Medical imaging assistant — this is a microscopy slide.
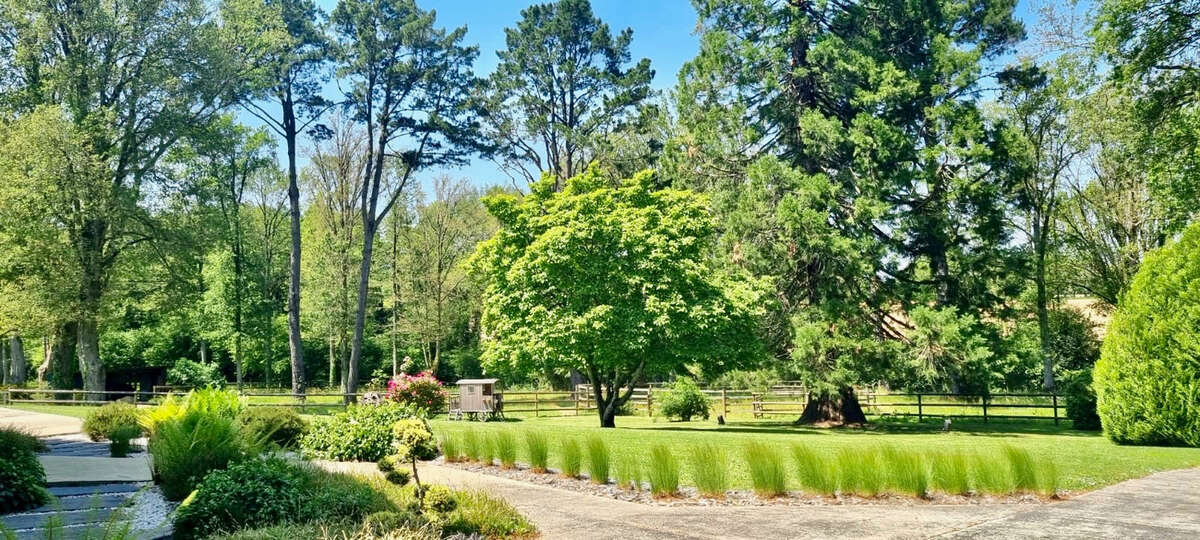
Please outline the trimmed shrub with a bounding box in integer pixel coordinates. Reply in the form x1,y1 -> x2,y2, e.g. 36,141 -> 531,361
646,444 -> 679,497
83,401 -> 143,441
1095,224 -> 1200,446
744,442 -> 787,497
1062,368 -> 1101,431
386,372 -> 449,414
559,439 -> 581,478
167,358 -> 225,388
584,436 -> 610,483
658,377 -> 711,422
109,425 -> 141,457
299,403 -> 418,462
237,407 -> 308,448
524,431 -> 549,473
0,429 -> 48,512
689,444 -> 728,497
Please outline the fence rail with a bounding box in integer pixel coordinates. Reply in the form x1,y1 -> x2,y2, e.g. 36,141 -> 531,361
1,385 -> 1063,424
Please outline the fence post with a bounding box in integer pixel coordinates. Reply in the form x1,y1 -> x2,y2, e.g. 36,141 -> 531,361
646,387 -> 653,418
1052,394 -> 1059,425
534,391 -> 540,418
917,393 -> 923,422
751,392 -> 760,419
721,389 -> 728,418
982,394 -> 989,423
574,389 -> 580,416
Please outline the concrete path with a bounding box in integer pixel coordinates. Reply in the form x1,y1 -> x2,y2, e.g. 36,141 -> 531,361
0,406 -> 83,436
324,461 -> 1200,539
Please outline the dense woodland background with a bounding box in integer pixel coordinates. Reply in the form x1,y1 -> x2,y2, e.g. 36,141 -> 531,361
0,0 -> 1195,409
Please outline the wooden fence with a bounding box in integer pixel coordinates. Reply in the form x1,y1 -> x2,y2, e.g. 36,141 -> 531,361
2,385 -> 1062,423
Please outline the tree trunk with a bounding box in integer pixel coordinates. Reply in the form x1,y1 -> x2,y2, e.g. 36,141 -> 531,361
1035,232 -> 1054,391
796,387 -> 867,425
1,341 -> 7,385
328,335 -> 336,388
8,335 -> 27,385
199,339 -> 209,365
77,319 -> 105,396
346,221 -> 376,404
46,323 -> 78,389
284,97 -> 306,398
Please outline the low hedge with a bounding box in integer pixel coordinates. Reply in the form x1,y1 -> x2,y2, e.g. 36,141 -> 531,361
299,403 -> 419,462
0,428 -> 48,512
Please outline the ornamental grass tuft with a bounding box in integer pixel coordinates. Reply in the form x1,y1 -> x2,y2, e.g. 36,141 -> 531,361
493,432 -> 518,469
744,442 -> 787,497
790,444 -> 835,495
585,436 -> 610,483
689,443 -> 728,497
524,431 -> 549,473
613,453 -> 640,490
930,451 -> 971,495
560,439 -> 582,478
462,429 -> 481,462
881,446 -> 929,498
646,444 -> 679,497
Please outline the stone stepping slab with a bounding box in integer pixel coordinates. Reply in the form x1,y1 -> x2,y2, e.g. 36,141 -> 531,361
48,483 -> 142,497
1,496 -> 130,531
41,438 -> 144,458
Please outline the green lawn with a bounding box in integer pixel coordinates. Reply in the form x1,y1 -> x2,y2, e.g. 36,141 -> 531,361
431,415 -> 1200,493
4,403 -> 97,419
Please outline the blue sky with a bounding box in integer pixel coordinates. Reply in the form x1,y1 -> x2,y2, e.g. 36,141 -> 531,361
278,0 -> 1056,195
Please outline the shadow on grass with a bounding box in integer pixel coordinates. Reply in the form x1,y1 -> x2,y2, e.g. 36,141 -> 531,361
623,418 -> 1102,439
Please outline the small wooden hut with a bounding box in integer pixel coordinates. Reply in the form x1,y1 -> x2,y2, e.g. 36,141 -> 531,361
450,378 -> 503,420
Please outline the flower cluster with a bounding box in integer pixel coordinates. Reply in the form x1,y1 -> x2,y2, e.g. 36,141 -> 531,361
385,371 -> 448,413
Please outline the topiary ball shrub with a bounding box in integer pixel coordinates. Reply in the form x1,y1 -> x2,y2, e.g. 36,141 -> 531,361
237,407 -> 308,448
659,377 -> 711,422
299,403 -> 418,462
1094,224 -> 1200,446
83,401 -> 143,441
0,430 -> 48,512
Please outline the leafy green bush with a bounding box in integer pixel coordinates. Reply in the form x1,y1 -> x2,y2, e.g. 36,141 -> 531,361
1095,224 -> 1200,447
744,442 -> 786,497
83,401 -> 143,441
1062,368 -> 1101,430
689,443 -> 728,497
658,377 -> 711,422
299,403 -> 418,461
167,358 -> 225,388
109,425 -> 141,457
237,407 -> 308,448
150,406 -> 259,501
0,428 -> 48,512
646,444 -> 679,497
0,426 -> 45,454
174,458 -> 389,539
441,490 -> 537,539
385,372 -> 449,414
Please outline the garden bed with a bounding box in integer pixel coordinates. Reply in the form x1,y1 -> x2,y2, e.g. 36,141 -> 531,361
436,457 -> 1053,507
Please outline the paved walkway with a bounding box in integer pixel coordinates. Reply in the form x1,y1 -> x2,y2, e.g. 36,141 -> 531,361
0,407 -> 83,436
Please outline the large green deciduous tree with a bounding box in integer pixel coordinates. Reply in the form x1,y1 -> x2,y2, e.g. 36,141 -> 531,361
478,0 -> 654,189
469,169 -> 765,428
332,0 -> 484,402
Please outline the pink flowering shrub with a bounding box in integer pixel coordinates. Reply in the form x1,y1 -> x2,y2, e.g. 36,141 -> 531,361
386,372 -> 448,413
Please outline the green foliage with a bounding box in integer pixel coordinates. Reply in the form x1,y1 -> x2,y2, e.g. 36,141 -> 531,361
0,429 -> 48,513
237,407 -> 308,448
689,444 -> 728,497
83,402 -> 143,442
439,434 -> 462,463
299,403 -> 419,462
150,407 -> 259,501
108,425 -> 142,458
167,358 -> 225,389
744,442 -> 787,497
0,426 -> 46,454
1062,369 -> 1102,430
584,436 -> 610,483
469,168 -> 765,427
173,458 -> 389,539
881,446 -> 929,498
524,431 -> 549,472
440,490 -> 537,539
492,432 -> 517,469
391,418 -> 438,462
930,452 -> 971,496
658,377 -> 711,422
790,444 -> 835,495
613,453 -> 641,490
1095,224 -> 1200,446
377,455 -> 403,474
384,468 -> 412,486
646,444 -> 679,497
419,485 -> 456,515
559,439 -> 581,478
1004,446 -> 1038,492
462,429 -> 481,462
